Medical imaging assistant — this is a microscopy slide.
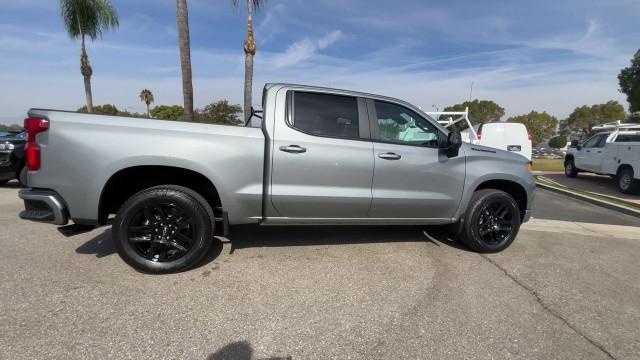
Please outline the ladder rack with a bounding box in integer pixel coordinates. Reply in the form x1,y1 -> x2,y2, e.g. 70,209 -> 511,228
425,107 -> 478,141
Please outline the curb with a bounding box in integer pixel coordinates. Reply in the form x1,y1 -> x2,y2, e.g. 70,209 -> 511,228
536,182 -> 640,218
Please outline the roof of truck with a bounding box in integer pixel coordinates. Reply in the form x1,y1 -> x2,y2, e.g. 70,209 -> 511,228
264,83 -> 410,105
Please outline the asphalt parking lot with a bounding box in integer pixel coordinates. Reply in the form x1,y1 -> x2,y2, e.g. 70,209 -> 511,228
1,184 -> 639,359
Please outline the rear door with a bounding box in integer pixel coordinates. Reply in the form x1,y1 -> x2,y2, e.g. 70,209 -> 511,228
270,91 -> 374,218
367,99 -> 465,220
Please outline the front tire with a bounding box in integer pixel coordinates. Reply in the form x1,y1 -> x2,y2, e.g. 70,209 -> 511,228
564,159 -> 578,177
113,185 -> 215,274
617,167 -> 640,195
458,189 -> 521,253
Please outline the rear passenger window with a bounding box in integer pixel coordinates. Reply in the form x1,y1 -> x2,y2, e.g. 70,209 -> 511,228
292,92 -> 359,139
615,134 -> 640,142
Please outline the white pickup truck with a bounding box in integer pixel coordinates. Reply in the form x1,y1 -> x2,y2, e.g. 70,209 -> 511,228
565,123 -> 640,194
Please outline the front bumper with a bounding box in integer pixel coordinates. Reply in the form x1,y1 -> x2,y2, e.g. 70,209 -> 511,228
522,209 -> 532,223
19,189 -> 69,225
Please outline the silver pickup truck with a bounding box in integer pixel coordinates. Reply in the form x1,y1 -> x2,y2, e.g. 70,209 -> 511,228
19,83 -> 534,273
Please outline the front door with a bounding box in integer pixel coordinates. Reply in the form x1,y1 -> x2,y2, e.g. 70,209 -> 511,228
576,134 -> 607,172
367,99 -> 466,220
270,91 -> 374,218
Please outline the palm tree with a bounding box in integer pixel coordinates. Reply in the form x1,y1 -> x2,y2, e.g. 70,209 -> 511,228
233,0 -> 265,122
176,0 -> 194,121
139,89 -> 154,117
60,0 -> 119,113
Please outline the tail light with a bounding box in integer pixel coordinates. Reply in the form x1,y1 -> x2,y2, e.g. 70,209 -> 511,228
24,117 -> 49,171
476,128 -> 482,140
528,133 -> 532,141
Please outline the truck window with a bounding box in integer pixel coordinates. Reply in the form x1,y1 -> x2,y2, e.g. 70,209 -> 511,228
292,92 -> 359,139
583,134 -> 605,148
615,134 -> 640,142
594,134 -> 608,148
374,100 -> 439,147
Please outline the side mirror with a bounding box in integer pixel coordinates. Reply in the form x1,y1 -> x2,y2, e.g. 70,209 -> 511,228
444,132 -> 462,158
570,139 -> 579,148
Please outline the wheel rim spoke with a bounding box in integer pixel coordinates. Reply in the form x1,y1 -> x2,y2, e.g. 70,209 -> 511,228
143,207 -> 155,222
146,242 -> 159,259
154,206 -> 167,220
130,235 -> 152,243
158,246 -> 169,261
169,241 -> 188,252
175,232 -> 193,245
130,225 -> 151,232
175,217 -> 192,230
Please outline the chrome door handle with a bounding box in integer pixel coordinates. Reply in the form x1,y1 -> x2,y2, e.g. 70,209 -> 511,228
378,152 -> 401,160
279,145 -> 306,154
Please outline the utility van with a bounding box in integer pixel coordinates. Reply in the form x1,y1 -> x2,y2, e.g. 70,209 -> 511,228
462,123 -> 532,162
429,109 -> 532,161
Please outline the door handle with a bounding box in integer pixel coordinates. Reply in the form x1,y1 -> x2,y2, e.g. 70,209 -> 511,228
279,145 -> 306,154
378,152 -> 401,160
597,150 -> 602,153
586,150 -> 591,153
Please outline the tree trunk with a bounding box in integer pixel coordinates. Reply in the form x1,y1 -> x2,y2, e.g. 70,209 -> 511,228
244,54 -> 254,123
176,0 -> 194,121
146,102 -> 151,117
80,33 -> 94,113
83,75 -> 93,113
243,0 -> 256,123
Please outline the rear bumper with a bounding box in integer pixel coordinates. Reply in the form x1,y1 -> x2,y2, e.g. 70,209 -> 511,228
522,209 -> 532,223
19,189 -> 69,225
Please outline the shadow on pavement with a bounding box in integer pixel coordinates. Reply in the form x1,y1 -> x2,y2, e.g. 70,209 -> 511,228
207,340 -> 292,360
74,227 -> 224,270
75,228 -> 115,258
0,181 -> 23,189
72,224 -> 467,265
227,224 -> 435,253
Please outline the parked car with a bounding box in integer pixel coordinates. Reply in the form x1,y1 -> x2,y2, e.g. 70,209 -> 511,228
565,123 -> 640,194
18,84 -> 535,273
0,130 -> 27,186
461,122 -> 532,161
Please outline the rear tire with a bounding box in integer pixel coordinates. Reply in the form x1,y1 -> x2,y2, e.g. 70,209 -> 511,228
113,185 -> 215,274
18,167 -> 27,187
617,167 -> 640,195
564,159 -> 578,178
458,189 -> 521,253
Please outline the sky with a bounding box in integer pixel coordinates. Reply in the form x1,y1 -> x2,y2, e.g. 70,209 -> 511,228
0,0 -> 639,124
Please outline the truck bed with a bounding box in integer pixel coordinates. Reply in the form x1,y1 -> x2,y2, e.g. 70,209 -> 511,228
26,109 -> 265,224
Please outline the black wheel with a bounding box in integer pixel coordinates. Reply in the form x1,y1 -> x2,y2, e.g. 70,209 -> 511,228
113,185 -> 215,274
617,167 -> 640,194
0,180 -> 8,186
18,167 -> 27,187
458,189 -> 521,253
564,159 -> 578,177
